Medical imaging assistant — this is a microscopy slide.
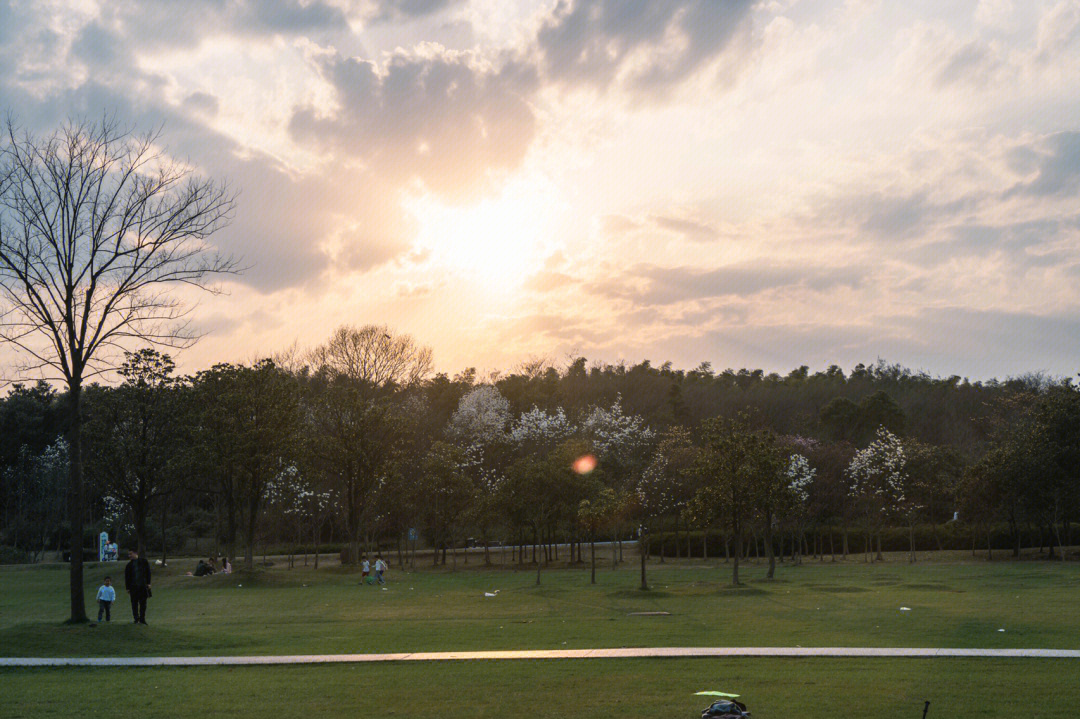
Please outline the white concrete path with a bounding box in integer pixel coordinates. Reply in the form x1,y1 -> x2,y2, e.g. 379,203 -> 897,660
4,647 -> 1080,667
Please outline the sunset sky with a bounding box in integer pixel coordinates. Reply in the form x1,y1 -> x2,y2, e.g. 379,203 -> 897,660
2,0 -> 1079,380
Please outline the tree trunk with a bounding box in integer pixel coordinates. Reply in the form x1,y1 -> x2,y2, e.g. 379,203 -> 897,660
640,536 -> 648,590
313,522 -> 320,569
160,500 -> 168,566
1051,519 -> 1065,562
731,529 -> 741,586
1011,516 -> 1020,558
134,497 -> 148,558
66,383 -> 87,623
765,517 -> 776,580
590,538 -> 596,584
908,523 -> 915,563
244,496 -> 258,569
875,530 -> 883,561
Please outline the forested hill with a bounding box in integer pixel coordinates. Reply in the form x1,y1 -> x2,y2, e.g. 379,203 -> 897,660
2,358 -> 1063,466
427,358 -> 1059,456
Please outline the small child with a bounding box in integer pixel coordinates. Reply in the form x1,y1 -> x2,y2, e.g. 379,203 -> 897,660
97,576 -> 116,622
361,556 -> 370,584
374,555 -> 387,585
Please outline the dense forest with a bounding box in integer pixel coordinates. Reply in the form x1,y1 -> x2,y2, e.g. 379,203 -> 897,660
2,326 -> 1077,580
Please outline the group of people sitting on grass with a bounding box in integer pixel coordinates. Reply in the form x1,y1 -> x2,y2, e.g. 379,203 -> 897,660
360,555 -> 388,585
190,555 -> 231,577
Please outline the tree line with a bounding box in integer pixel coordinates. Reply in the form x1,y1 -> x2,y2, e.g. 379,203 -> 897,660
3,338 -> 1078,590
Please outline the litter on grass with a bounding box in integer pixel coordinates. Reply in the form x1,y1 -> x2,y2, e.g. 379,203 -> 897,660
899,607 -> 911,611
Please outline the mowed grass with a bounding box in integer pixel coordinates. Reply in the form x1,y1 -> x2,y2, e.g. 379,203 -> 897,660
1,555 -> 1078,657
5,658 -> 1080,718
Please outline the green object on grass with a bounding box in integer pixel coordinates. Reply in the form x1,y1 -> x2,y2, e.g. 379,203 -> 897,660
695,691 -> 740,698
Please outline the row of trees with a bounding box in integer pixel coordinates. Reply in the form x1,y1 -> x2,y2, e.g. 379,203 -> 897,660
4,333 -> 1079,592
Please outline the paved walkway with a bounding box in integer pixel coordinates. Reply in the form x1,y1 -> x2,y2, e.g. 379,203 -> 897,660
4,647 -> 1079,667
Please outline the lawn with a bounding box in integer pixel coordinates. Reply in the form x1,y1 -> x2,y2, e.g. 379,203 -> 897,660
5,658 -> 1080,718
3,557 -> 1080,718
1,555 -> 1078,657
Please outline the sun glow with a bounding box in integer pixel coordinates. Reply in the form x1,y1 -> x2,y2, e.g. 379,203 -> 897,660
408,178 -> 561,289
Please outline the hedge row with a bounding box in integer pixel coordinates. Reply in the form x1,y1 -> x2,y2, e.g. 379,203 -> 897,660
649,523 -> 1078,558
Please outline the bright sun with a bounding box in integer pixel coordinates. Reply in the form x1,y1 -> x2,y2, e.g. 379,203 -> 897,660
408,179 -> 559,290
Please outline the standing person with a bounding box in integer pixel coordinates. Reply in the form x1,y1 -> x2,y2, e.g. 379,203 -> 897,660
360,556 -> 371,585
375,555 -> 387,585
124,548 -> 152,625
96,576 -> 116,622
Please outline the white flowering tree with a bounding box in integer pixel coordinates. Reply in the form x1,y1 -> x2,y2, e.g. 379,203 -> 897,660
446,386 -> 511,565
581,396 -> 655,568
419,441 -> 476,569
447,385 -> 510,445
636,426 -> 696,588
265,464 -> 309,569
4,438 -> 69,562
455,442 -> 507,566
784,453 -> 816,565
266,465 -> 339,569
847,427 -> 908,562
508,406 -> 575,453
308,487 -> 338,570
582,395 -> 654,463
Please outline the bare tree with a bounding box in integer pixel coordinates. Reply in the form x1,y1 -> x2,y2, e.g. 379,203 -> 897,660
0,117 -> 236,622
310,324 -> 432,389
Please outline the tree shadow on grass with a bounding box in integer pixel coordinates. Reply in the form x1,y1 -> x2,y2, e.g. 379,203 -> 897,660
805,584 -> 870,593
0,621 -> 247,658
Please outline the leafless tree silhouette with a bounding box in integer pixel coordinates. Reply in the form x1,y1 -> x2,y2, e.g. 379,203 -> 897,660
0,116 -> 237,622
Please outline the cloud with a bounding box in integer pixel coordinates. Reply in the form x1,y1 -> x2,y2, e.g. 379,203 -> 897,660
589,263 -> 862,305
1035,0 -> 1080,62
98,0 -> 350,49
975,0 -> 1013,28
183,91 -> 220,118
524,270 -> 576,293
364,0 -> 465,23
537,0 -> 756,97
650,215 -> 718,242
1005,132 -> 1080,198
289,49 -> 539,201
897,23 -> 1011,90
922,217 -> 1080,266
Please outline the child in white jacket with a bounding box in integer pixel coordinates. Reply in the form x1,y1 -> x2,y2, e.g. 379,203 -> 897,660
96,576 -> 116,622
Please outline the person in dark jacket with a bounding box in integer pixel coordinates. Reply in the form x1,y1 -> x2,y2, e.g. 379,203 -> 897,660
124,548 -> 152,624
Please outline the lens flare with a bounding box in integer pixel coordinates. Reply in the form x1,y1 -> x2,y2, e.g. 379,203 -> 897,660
572,454 -> 598,474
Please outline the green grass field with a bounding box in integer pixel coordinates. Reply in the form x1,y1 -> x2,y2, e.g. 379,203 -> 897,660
2,556 -> 1079,717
